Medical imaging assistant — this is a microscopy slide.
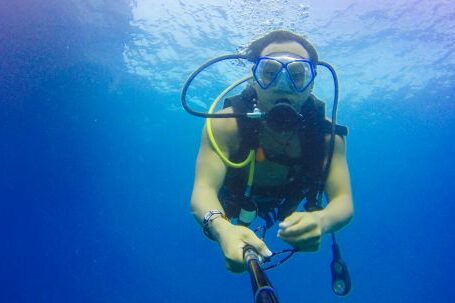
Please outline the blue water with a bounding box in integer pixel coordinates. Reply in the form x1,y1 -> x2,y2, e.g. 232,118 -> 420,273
1,0 -> 454,302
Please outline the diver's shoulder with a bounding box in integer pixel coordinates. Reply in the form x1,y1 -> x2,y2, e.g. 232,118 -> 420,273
209,107 -> 239,136
206,107 -> 240,152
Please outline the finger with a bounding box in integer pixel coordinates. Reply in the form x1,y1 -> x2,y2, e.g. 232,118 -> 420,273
224,248 -> 246,274
280,236 -> 320,252
279,212 -> 301,229
279,227 -> 321,247
246,234 -> 273,258
280,232 -> 320,246
279,233 -> 322,245
279,220 -> 317,237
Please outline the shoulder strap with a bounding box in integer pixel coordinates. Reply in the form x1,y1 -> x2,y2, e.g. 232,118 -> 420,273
323,120 -> 349,136
304,95 -> 348,136
223,86 -> 261,154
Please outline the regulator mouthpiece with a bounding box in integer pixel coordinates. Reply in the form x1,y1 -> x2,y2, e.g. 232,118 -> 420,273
266,99 -> 303,132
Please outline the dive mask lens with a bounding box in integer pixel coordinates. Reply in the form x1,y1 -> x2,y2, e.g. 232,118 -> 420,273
253,58 -> 282,89
287,60 -> 314,91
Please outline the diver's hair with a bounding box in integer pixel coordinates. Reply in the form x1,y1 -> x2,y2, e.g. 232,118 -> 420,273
244,30 -> 319,63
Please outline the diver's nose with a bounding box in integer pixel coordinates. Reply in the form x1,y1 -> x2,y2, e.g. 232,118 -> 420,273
273,69 -> 294,92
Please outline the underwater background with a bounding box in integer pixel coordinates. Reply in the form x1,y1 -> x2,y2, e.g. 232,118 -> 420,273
1,0 -> 454,302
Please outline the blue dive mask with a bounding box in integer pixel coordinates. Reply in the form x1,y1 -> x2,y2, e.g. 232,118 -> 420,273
252,53 -> 316,93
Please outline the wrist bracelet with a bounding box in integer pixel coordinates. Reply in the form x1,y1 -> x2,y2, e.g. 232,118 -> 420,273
202,210 -> 229,241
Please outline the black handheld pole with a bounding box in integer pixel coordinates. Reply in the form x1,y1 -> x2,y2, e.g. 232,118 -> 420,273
244,246 -> 279,303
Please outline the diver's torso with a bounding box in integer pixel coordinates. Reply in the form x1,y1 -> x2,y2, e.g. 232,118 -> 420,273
219,127 -> 309,219
217,102 -> 321,203
240,126 -> 306,190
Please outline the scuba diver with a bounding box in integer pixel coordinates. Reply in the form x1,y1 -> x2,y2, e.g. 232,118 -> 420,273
183,30 -> 354,299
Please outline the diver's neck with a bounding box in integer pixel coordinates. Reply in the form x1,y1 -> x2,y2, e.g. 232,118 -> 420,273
260,123 -> 298,145
258,123 -> 300,157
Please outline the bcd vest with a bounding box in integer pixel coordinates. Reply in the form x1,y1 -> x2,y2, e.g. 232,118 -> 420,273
219,86 -> 347,225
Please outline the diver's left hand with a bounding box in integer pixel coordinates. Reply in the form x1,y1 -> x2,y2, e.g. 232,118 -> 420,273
277,211 -> 324,252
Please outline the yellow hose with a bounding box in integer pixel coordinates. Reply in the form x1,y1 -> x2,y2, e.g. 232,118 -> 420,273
206,76 -> 255,168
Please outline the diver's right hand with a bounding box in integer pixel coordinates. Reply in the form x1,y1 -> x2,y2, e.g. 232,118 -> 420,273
210,219 -> 273,273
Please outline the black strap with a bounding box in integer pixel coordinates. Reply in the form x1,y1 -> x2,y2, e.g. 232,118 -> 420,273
224,87 -> 261,155
324,120 -> 348,136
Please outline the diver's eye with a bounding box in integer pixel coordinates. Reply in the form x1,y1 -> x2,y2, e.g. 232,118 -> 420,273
288,62 -> 311,88
263,71 -> 276,79
292,71 -> 305,78
260,66 -> 280,84
254,58 -> 284,87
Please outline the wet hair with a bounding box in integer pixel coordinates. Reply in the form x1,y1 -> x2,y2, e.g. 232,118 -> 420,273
244,30 -> 319,63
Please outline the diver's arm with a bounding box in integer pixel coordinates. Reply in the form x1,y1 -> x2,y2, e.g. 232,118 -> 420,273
278,135 -> 353,250
191,119 -> 272,270
319,135 -> 354,234
191,123 -> 230,231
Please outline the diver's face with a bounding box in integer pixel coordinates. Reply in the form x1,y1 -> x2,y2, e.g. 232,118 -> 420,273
253,41 -> 314,112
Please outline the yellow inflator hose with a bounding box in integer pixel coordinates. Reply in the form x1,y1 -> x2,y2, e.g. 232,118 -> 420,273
206,76 -> 256,187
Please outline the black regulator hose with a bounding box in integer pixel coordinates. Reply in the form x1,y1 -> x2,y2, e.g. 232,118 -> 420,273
180,54 -> 251,118
317,60 -> 339,191
315,62 -> 352,297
